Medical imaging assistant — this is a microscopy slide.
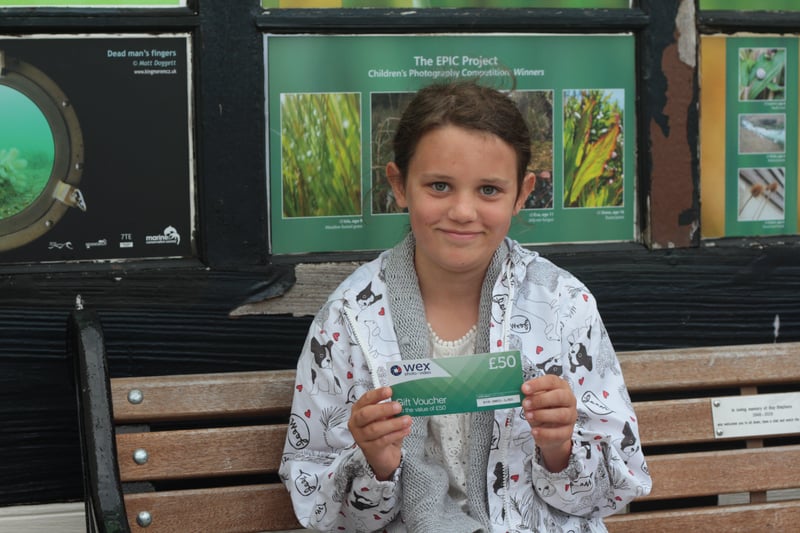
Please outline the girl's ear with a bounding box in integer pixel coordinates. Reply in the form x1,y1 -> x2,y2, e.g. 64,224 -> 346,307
514,172 -> 537,214
386,162 -> 408,209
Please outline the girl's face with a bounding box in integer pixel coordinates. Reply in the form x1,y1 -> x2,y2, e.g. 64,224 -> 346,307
387,125 -> 535,279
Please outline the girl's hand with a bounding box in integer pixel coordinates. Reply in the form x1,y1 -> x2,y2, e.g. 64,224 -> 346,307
521,375 -> 577,472
347,386 -> 412,481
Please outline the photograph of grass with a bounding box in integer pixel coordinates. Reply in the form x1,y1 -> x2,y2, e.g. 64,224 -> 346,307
370,91 -> 415,215
739,47 -> 785,101
737,167 -> 785,222
562,89 -> 624,208
280,92 -> 362,218
738,113 -> 785,154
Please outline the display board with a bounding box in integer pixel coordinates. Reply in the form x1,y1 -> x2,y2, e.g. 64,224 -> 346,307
265,33 -> 636,254
0,1 -> 184,6
261,0 -> 630,9
700,35 -> 798,239
0,34 -> 195,263
699,0 -> 800,10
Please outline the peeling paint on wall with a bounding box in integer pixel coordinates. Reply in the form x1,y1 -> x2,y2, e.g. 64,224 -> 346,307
676,0 -> 697,68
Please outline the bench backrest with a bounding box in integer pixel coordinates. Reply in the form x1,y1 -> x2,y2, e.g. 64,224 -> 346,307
606,343 -> 800,532
71,309 -> 800,532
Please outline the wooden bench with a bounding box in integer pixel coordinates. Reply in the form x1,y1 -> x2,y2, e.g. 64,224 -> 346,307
70,308 -> 800,532
70,309 -> 302,533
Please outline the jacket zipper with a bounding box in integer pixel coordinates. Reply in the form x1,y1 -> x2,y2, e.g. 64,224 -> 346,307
500,258 -> 517,531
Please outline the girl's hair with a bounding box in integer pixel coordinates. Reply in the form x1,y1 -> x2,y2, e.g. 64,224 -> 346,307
392,80 -> 531,195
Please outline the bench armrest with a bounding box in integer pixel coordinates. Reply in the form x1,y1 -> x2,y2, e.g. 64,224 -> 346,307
69,309 -> 130,533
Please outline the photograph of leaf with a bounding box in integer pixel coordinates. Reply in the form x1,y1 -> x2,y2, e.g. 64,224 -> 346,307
280,92 -> 362,218
739,47 -> 785,101
370,91 -> 415,215
563,89 -> 624,208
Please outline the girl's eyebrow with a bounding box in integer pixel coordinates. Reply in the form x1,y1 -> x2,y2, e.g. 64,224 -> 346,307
419,173 -> 510,183
419,172 -> 455,181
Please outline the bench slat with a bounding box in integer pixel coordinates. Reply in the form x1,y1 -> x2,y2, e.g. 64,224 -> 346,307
635,398 -> 714,446
605,500 -> 800,533
642,445 -> 800,500
111,370 -> 297,423
636,395 -> 800,446
117,426 -> 287,482
619,343 -> 800,393
124,484 -> 301,533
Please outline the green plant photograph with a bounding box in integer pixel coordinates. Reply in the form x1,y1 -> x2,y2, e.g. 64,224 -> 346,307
738,47 -> 785,101
563,89 -> 624,208
281,92 -> 362,218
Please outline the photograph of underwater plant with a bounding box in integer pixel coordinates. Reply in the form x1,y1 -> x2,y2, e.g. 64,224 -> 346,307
280,91 -> 362,218
0,85 -> 54,220
562,88 -> 624,208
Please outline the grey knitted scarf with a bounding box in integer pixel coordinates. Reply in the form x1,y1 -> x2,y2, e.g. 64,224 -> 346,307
384,234 -> 509,533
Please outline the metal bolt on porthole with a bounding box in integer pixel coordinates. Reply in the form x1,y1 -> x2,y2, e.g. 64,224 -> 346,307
133,448 -> 149,465
137,511 -> 152,527
128,389 -> 144,405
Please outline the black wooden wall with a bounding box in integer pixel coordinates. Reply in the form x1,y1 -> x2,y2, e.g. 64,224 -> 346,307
1,0 -> 799,509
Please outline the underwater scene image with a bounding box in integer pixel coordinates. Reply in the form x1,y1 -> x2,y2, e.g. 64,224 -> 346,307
0,85 -> 55,220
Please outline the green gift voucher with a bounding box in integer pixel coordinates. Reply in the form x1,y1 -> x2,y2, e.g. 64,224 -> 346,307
386,351 -> 523,416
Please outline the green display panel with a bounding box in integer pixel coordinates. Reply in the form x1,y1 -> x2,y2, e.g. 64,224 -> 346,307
0,0 -> 182,6
263,0 -> 629,8
700,35 -> 799,239
265,34 -> 636,254
700,0 -> 800,10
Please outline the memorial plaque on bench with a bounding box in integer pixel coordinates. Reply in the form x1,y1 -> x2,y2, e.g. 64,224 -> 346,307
712,392 -> 800,439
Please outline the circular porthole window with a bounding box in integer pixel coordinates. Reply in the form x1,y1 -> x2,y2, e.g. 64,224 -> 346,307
0,50 -> 85,252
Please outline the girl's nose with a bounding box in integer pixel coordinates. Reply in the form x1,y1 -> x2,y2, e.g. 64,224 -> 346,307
449,193 -> 478,222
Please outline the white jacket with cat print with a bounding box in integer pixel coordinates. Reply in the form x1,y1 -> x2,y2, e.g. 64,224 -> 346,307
280,236 -> 651,532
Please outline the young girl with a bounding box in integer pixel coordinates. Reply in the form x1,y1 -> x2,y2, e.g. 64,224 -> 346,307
280,80 -> 651,532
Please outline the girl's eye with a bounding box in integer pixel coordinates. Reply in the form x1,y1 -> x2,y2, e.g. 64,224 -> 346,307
431,182 -> 449,192
481,185 -> 499,196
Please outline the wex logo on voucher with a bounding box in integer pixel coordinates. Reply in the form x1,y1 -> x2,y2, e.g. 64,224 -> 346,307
387,360 -> 451,384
